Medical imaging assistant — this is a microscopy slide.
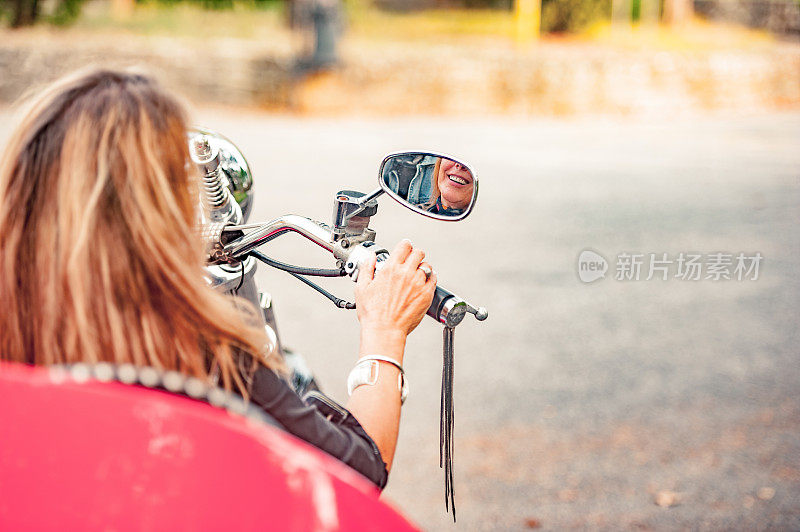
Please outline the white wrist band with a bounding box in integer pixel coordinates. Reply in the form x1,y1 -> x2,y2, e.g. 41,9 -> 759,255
347,356 -> 408,404
355,355 -> 404,373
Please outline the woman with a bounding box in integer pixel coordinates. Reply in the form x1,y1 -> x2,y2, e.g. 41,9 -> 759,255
0,68 -> 436,489
425,157 -> 474,216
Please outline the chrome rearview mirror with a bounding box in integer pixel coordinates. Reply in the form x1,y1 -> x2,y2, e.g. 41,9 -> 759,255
379,152 -> 478,221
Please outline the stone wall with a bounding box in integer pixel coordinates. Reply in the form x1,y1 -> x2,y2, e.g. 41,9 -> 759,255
695,0 -> 800,36
1,32 -> 799,115
0,35 -> 293,108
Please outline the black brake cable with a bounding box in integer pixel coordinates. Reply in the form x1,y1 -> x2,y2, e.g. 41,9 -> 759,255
235,260 -> 245,291
249,250 -> 346,278
248,250 -> 356,310
287,271 -> 356,310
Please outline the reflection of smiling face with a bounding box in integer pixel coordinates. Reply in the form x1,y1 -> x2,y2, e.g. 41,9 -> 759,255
437,158 -> 474,210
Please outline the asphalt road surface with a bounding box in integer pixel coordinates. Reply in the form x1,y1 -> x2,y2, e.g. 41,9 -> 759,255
2,107 -> 798,531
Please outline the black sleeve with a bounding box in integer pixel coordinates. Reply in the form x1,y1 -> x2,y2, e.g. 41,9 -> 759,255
248,366 -> 389,489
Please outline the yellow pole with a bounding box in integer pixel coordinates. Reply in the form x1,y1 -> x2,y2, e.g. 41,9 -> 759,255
514,0 -> 540,44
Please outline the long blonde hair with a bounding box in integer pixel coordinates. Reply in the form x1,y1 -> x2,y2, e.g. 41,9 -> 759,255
0,67 -> 278,395
421,157 -> 442,211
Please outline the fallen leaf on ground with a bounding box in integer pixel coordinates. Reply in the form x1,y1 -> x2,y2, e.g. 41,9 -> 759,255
524,517 -> 542,528
558,489 -> 578,502
655,490 -> 681,507
757,487 -> 775,500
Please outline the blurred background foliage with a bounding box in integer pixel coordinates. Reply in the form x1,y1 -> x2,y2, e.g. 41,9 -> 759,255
541,0 -> 610,32
1,0 -> 797,36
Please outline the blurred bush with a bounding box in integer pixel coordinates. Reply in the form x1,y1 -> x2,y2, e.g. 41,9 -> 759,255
541,0 -> 610,31
0,0 -> 37,26
0,0 -> 84,26
136,0 -> 280,11
50,0 -> 83,24
0,0 -> 279,27
371,0 -> 611,33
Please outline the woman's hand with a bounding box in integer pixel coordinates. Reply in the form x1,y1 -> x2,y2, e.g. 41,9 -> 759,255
354,239 -> 437,338
348,239 -> 437,471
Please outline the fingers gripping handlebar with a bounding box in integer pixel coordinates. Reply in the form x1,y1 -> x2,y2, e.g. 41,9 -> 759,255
342,243 -> 488,328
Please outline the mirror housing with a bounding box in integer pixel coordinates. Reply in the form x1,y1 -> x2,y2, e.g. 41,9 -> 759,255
378,152 -> 478,221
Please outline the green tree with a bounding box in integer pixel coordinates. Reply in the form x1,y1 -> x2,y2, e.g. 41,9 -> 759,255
2,0 -> 86,27
4,0 -> 40,26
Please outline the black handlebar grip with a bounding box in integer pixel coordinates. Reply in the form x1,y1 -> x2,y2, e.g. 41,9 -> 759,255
427,285 -> 454,323
372,250 -> 456,323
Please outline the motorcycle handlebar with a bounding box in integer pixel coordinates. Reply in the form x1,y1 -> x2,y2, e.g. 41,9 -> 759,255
223,219 -> 486,327
371,249 -> 485,328
427,285 -> 464,326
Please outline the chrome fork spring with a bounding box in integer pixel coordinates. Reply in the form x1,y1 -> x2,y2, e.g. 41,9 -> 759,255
191,135 -> 228,210
203,173 -> 227,209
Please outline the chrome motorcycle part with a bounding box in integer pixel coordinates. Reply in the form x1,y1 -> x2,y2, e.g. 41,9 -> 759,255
188,128 -> 255,222
223,215 -> 335,260
332,190 -> 380,241
283,348 -> 318,397
465,302 -> 489,321
223,223 -> 270,232
438,298 -> 468,328
341,242 -> 388,281
200,222 -> 230,264
259,292 -> 284,357
205,256 -> 258,293
190,134 -> 243,226
191,136 -> 224,208
379,151 -> 478,221
427,286 -> 466,326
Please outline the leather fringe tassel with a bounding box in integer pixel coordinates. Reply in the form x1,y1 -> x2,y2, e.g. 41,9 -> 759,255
440,326 -> 456,522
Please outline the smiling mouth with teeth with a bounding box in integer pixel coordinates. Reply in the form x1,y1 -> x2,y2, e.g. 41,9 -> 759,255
447,174 -> 470,186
